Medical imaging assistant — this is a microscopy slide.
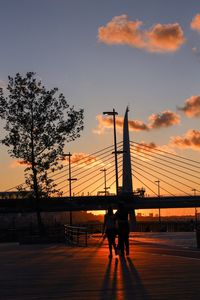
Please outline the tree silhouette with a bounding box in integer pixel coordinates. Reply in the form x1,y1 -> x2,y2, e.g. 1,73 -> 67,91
0,72 -> 84,234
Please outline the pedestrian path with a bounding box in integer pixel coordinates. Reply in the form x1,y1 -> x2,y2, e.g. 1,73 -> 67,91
0,237 -> 200,299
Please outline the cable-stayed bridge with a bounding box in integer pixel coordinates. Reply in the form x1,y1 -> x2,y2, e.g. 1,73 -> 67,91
1,140 -> 200,213
1,108 -> 200,213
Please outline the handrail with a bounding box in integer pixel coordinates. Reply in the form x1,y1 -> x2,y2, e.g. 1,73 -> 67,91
64,225 -> 88,247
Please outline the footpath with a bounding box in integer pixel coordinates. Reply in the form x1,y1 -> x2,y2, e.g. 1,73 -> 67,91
0,235 -> 200,299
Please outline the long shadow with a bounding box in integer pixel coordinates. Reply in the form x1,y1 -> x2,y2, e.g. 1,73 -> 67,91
121,256 -> 151,299
100,258 -> 118,300
100,256 -> 151,300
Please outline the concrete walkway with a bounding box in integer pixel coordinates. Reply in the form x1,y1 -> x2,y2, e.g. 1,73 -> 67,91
0,238 -> 200,299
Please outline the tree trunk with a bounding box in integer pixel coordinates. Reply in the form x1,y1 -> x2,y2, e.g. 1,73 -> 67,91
33,168 -> 45,236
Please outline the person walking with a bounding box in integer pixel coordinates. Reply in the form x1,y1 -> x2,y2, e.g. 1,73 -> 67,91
102,207 -> 118,258
115,202 -> 130,257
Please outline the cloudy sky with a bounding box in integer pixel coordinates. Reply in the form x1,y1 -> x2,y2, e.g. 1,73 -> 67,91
0,0 -> 200,209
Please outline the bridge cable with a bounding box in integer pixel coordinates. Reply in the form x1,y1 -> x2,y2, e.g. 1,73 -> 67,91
132,172 -> 158,196
71,159 -> 123,196
130,141 -> 200,169
130,151 -> 200,186
131,161 -> 191,196
132,168 -> 175,196
130,145 -> 200,177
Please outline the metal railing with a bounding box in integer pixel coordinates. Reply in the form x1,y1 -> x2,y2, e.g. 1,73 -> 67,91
64,225 -> 88,246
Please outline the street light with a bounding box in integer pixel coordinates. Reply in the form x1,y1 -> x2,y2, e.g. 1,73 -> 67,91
192,188 -> 197,229
63,152 -> 77,226
155,180 -> 161,224
100,168 -> 109,196
103,109 -> 119,195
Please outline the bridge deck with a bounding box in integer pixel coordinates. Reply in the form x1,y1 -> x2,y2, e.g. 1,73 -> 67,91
1,195 -> 200,213
1,235 -> 200,299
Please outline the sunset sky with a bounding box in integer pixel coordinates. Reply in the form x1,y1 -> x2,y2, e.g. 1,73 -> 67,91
0,0 -> 200,215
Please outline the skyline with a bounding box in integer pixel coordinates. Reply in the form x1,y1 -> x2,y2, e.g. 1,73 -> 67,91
0,1 -> 200,215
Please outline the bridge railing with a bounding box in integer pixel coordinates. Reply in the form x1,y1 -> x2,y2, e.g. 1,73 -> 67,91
64,225 -> 88,247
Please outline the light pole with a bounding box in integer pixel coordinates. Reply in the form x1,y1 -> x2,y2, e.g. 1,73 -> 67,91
63,152 -> 77,226
155,180 -> 161,224
103,109 -> 119,195
100,168 -> 109,196
192,188 -> 197,229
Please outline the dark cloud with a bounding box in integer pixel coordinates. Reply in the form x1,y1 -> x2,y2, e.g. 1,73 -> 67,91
149,110 -> 180,129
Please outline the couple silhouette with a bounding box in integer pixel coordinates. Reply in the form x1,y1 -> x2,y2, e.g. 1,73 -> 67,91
103,203 -> 130,258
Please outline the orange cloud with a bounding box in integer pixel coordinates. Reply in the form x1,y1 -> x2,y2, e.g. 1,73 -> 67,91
128,120 -> 150,131
98,15 -> 145,47
135,141 -> 157,151
171,130 -> 200,151
71,153 -> 97,165
191,14 -> 200,32
146,23 -> 185,53
132,141 -> 177,162
98,15 -> 185,53
133,141 -> 157,156
10,160 -> 29,168
63,152 -> 107,169
178,95 -> 200,118
149,110 -> 180,129
93,114 -> 149,134
93,115 -> 114,134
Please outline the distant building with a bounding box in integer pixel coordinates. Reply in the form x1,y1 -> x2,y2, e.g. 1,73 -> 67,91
97,191 -> 114,196
134,188 -> 146,197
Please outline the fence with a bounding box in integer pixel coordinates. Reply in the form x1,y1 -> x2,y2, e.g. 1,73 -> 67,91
64,225 -> 88,247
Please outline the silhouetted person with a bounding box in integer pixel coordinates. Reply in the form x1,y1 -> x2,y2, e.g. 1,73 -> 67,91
103,207 -> 118,258
115,202 -> 130,257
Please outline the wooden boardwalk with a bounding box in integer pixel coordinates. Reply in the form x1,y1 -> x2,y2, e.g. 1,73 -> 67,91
0,237 -> 200,299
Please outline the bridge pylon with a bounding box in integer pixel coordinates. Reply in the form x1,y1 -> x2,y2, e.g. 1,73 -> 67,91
122,106 -> 136,230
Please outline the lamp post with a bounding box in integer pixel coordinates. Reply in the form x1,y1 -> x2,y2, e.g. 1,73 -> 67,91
192,188 -> 197,229
63,152 -> 77,226
103,109 -> 119,195
155,180 -> 161,224
100,168 -> 109,196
